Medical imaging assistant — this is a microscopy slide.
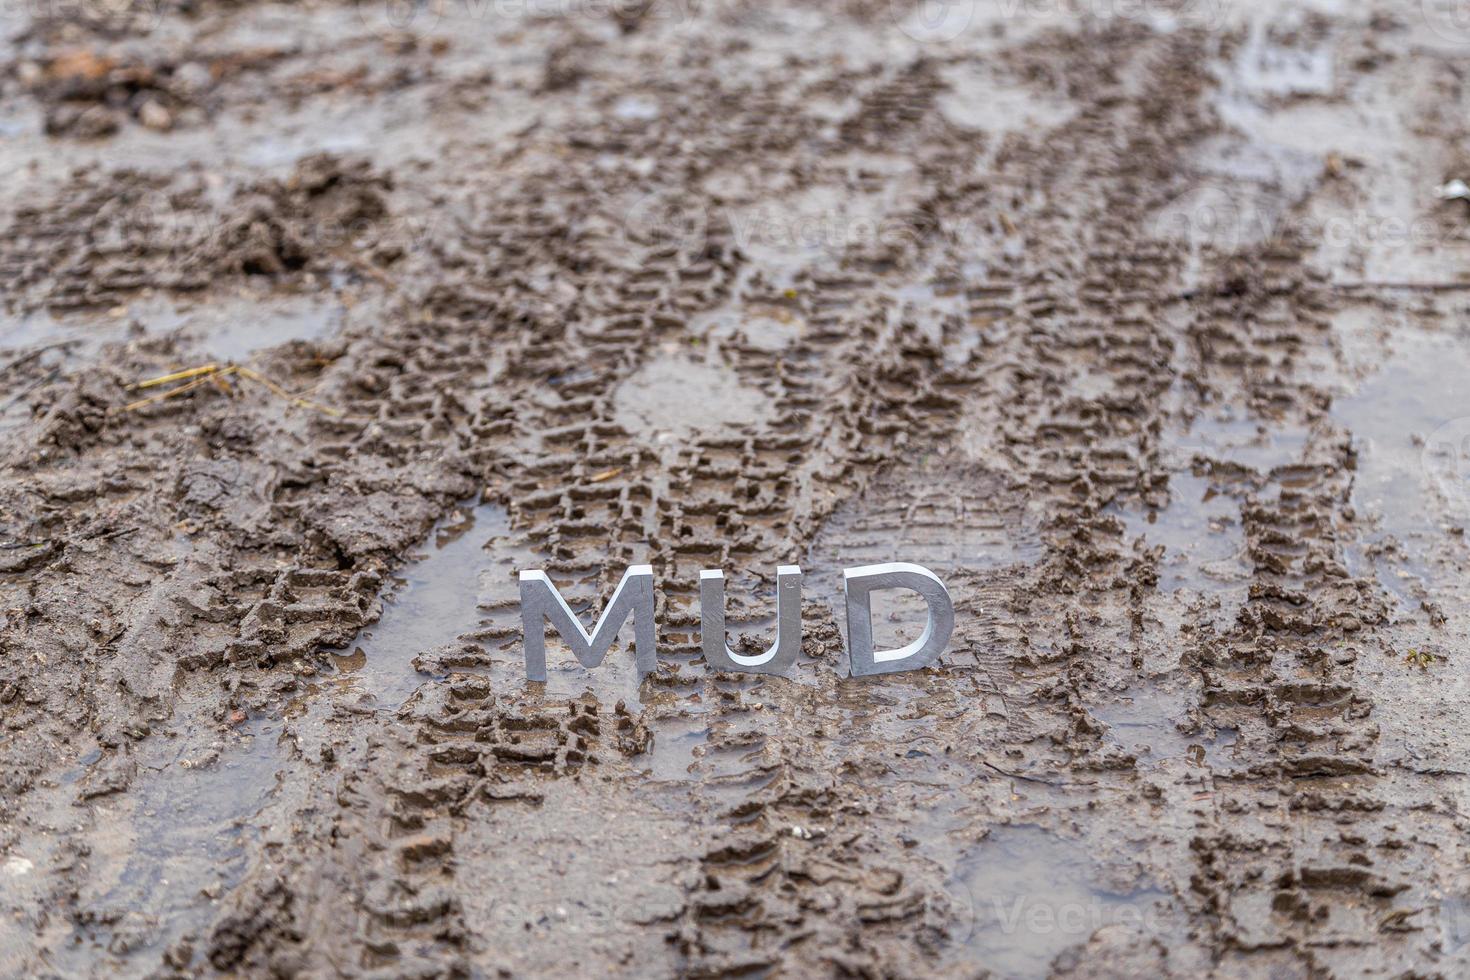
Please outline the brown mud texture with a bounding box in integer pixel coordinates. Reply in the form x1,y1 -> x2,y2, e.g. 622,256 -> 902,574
3,0 -> 1470,976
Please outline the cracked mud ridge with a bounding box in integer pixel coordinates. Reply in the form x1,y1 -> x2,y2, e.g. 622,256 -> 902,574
3,0 -> 1470,976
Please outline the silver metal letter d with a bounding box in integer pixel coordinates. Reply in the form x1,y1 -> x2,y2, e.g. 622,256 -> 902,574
699,565 -> 802,675
844,562 -> 954,677
519,565 -> 657,682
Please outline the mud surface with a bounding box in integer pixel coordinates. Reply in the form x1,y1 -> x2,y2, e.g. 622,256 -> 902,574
3,0 -> 1470,976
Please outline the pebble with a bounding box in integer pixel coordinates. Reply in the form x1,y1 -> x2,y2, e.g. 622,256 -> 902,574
138,101 -> 173,132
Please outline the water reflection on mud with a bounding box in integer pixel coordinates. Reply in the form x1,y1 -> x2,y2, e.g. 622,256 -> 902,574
944,826 -> 1172,979
339,502 -> 511,707
1333,326 -> 1470,609
61,717 -> 282,974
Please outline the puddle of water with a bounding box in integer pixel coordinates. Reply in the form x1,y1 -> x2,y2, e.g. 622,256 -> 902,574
612,95 -> 660,122
1153,13 -> 1337,253
93,292 -> 347,363
0,308 -> 117,351
66,717 -> 282,972
335,502 -> 649,707
944,826 -> 1171,979
1114,471 -> 1248,593
0,290 -> 344,436
612,349 -> 773,441
1095,684 -> 1238,770
1332,328 -> 1470,604
1231,17 -> 1336,99
1214,14 -> 1337,151
1176,412 -> 1308,475
936,62 -> 1074,140
689,307 -> 803,352
643,714 -> 712,783
0,290 -> 343,373
726,183 -> 900,268
1440,895 -> 1470,955
338,503 -> 511,708
160,291 -> 346,362
1198,7 -> 1469,285
1334,330 -> 1470,535
1151,138 -> 1323,251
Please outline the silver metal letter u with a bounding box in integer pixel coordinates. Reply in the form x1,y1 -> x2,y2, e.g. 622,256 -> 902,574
699,565 -> 802,675
519,565 -> 657,682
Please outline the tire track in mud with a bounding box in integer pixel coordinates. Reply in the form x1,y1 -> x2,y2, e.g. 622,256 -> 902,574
313,147 -> 987,980
655,26 -> 1216,977
1175,252 -> 1427,974
1027,97 -> 1439,980
881,23 -> 1445,976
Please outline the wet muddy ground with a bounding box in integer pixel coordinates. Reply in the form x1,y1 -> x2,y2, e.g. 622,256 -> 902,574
2,0 -> 1470,976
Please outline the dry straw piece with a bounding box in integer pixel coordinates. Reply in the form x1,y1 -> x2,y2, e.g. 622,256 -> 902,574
118,362 -> 367,420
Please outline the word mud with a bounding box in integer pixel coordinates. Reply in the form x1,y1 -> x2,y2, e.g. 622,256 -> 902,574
518,562 -> 955,680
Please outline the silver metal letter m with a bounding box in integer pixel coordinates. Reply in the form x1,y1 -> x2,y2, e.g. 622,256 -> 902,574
518,565 -> 657,682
